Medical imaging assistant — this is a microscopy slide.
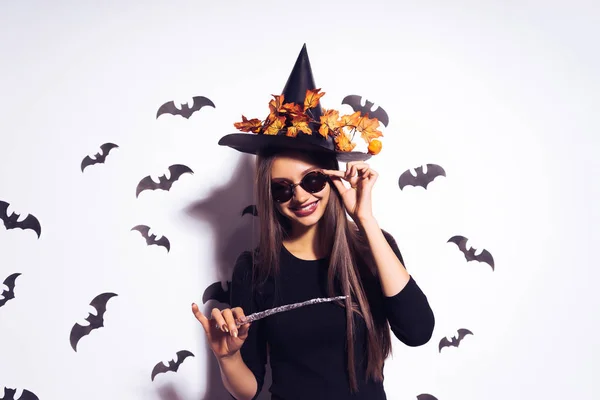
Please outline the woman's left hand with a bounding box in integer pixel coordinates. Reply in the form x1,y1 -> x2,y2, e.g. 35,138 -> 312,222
322,161 -> 378,223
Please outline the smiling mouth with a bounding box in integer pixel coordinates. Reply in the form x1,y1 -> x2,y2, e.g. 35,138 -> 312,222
290,201 -> 318,211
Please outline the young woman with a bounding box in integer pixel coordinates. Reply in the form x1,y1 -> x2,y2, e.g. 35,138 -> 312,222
191,45 -> 435,400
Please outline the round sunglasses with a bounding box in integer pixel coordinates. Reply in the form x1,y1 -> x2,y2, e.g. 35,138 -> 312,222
271,171 -> 330,203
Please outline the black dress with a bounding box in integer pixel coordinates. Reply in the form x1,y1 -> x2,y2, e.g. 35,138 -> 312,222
229,231 -> 435,400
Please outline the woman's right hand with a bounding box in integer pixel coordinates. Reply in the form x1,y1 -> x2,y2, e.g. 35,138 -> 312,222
192,303 -> 252,360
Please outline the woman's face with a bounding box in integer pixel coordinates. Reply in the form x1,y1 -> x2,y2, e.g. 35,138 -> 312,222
270,152 -> 331,231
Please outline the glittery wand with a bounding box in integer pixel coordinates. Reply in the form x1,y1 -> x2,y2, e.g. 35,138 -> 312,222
229,295 -> 347,328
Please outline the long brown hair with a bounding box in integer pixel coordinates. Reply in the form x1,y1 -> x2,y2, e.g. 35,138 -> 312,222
251,147 -> 392,392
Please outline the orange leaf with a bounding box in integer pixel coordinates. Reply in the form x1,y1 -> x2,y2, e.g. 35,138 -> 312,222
282,102 -> 304,117
268,94 -> 285,113
356,116 -> 383,143
264,115 -> 286,135
319,109 -> 339,138
304,88 -> 325,110
234,115 -> 263,133
290,117 -> 312,136
334,132 -> 357,152
368,139 -> 382,155
337,111 -> 362,129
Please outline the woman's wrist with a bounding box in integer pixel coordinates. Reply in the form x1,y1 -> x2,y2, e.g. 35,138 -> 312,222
356,215 -> 378,231
218,349 -> 243,364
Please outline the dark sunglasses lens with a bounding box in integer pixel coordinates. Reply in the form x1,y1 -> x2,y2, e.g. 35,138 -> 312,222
272,183 -> 293,202
302,172 -> 328,193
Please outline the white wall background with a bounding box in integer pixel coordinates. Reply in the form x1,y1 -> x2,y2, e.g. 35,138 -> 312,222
1,1 -> 598,399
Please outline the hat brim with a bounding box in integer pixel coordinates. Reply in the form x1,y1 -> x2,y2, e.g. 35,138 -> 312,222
218,133 -> 372,162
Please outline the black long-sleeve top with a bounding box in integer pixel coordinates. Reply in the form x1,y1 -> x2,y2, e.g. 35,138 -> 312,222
229,231 -> 435,400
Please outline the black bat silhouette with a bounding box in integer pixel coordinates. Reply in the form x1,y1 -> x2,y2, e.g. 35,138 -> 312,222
342,94 -> 389,127
448,235 -> 495,270
151,350 -> 195,381
156,96 -> 215,119
439,328 -> 473,353
417,395 -> 438,400
398,164 -> 446,190
70,292 -> 118,352
1,388 -> 39,400
202,281 -> 231,304
136,164 -> 194,198
0,273 -> 21,309
0,201 -> 41,238
131,225 -> 170,252
81,142 -> 119,172
242,205 -> 258,217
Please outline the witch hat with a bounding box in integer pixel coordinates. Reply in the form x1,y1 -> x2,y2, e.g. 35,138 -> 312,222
218,44 -> 382,162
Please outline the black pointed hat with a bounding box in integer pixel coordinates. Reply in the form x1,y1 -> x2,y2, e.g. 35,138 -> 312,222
218,44 -> 381,162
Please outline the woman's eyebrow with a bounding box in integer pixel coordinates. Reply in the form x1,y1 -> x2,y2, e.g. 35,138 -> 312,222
302,166 -> 321,175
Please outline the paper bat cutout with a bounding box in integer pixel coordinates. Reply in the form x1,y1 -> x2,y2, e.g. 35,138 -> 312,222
0,273 -> 21,309
1,388 -> 39,400
151,350 -> 195,381
439,328 -> 473,352
448,235 -> 495,270
242,204 -> 258,217
202,281 -> 231,304
417,395 -> 438,400
156,96 -> 215,119
398,164 -> 446,190
131,225 -> 170,252
342,94 -> 389,127
81,143 -> 119,172
70,292 -> 118,352
0,201 -> 41,238
136,164 -> 194,198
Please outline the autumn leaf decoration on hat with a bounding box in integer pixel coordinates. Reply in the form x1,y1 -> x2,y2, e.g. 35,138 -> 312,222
234,89 -> 384,155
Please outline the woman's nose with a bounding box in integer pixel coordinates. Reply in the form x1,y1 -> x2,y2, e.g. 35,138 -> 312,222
292,185 -> 311,203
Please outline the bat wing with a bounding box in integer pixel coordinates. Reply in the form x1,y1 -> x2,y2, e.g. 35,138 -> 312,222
457,328 -> 473,342
341,95 -> 363,112
398,166 -> 423,189
189,96 -> 215,115
0,273 -> 21,307
136,175 -> 160,197
16,214 -> 41,238
202,281 -> 230,304
422,164 -> 446,188
438,337 -> 452,352
100,142 -> 119,155
70,322 -> 95,351
242,205 -> 258,216
90,292 -> 118,317
151,360 -> 172,381
174,350 -> 195,367
19,389 -> 40,400
370,108 -> 389,127
474,249 -> 495,270
81,155 -> 96,172
154,236 -> 171,252
156,101 -> 178,118
168,164 -> 194,182
447,235 -> 468,252
132,225 -> 151,238
0,200 -> 9,221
